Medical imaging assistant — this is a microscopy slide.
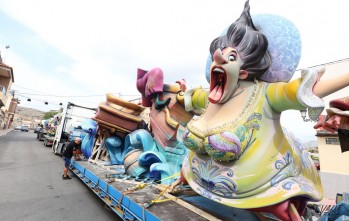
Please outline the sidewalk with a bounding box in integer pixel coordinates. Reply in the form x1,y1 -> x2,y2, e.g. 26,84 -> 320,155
0,128 -> 12,137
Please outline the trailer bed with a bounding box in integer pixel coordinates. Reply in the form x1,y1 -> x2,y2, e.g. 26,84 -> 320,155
71,160 -> 265,221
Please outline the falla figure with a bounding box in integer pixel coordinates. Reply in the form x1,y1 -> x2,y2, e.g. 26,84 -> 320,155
172,1 -> 349,220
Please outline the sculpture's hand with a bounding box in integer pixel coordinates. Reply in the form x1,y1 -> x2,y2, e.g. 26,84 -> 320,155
334,114 -> 349,130
184,87 -> 208,114
313,117 -> 326,130
314,114 -> 349,132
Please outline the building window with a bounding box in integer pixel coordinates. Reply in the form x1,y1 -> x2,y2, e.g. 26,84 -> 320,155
325,138 -> 340,145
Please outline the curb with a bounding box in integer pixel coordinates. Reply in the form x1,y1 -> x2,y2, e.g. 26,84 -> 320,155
0,129 -> 12,137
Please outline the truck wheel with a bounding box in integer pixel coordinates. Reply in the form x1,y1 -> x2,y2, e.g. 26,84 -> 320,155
61,145 -> 67,156
54,143 -> 61,155
60,142 -> 70,156
53,146 -> 56,154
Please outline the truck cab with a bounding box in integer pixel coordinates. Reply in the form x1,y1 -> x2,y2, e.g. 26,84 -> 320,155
52,102 -> 96,155
68,126 -> 88,142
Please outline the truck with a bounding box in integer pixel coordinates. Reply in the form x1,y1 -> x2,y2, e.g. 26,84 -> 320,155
65,91 -> 268,221
55,65 -> 326,221
52,102 -> 96,155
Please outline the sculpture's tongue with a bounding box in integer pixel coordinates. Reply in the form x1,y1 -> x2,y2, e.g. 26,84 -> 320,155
209,84 -> 223,103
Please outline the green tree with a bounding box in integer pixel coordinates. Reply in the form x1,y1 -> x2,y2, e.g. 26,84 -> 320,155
43,110 -> 59,119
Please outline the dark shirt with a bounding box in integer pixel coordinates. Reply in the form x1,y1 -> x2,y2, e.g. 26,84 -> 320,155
62,141 -> 81,158
338,129 -> 349,152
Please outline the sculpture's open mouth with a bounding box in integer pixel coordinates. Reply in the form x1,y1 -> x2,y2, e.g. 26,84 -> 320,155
209,66 -> 226,103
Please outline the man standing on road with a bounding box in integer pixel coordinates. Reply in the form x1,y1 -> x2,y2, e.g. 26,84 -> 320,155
62,137 -> 81,180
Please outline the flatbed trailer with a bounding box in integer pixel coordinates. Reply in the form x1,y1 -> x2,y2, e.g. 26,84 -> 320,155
43,134 -> 54,147
70,160 -> 268,221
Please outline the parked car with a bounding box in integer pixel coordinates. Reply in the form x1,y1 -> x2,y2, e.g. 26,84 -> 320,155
14,126 -> 22,131
21,125 -> 29,132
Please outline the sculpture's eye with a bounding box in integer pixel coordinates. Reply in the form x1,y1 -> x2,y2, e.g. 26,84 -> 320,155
228,55 -> 235,61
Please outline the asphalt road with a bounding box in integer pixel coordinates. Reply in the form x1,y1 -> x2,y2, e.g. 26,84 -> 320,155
0,130 -> 119,221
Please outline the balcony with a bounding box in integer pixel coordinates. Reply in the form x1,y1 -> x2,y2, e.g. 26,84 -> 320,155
0,62 -> 13,108
0,85 -> 6,107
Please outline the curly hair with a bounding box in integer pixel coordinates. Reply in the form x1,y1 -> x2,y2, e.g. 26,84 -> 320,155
209,0 -> 271,80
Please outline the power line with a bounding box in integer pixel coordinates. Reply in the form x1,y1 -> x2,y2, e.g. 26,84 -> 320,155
309,57 -> 349,68
16,94 -> 62,106
12,85 -> 46,94
16,92 -> 142,98
15,94 -> 102,106
13,57 -> 349,101
13,87 -> 140,98
15,92 -> 107,97
15,91 -> 142,108
296,57 -> 349,71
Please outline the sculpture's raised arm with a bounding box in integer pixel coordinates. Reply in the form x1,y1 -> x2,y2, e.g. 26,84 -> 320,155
313,67 -> 349,98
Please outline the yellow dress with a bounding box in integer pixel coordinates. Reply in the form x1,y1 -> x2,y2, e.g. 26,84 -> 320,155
182,74 -> 323,209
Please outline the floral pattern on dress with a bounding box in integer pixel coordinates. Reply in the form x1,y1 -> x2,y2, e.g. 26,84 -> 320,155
191,156 -> 237,198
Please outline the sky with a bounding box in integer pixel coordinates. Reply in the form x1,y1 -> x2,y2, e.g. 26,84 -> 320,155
1,0 -> 349,143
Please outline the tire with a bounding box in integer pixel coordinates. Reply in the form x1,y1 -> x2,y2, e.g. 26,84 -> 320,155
61,144 -> 67,157
55,144 -> 59,155
60,142 -> 70,157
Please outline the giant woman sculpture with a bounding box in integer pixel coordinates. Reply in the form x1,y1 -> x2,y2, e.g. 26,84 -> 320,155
178,1 -> 349,220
